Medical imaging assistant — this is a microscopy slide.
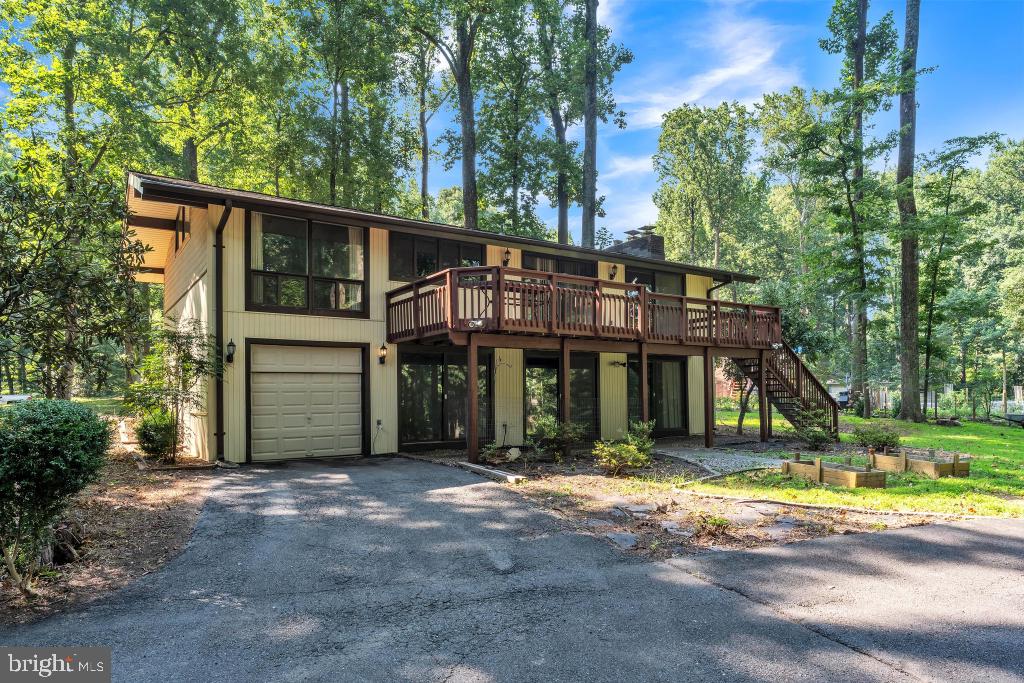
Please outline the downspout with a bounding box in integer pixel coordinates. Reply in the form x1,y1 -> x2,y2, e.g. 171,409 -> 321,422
214,200 -> 233,460
705,277 -> 732,299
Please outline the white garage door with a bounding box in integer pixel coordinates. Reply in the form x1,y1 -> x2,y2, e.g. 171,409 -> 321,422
250,344 -> 363,461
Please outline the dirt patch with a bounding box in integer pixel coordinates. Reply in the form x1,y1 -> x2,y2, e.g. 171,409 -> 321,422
508,456 -> 933,559
0,448 -> 215,626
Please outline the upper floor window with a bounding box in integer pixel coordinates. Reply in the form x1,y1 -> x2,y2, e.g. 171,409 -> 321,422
389,232 -> 483,281
522,252 -> 597,278
248,212 -> 367,316
626,267 -> 683,295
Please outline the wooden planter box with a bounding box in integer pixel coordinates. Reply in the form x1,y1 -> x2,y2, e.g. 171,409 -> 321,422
781,457 -> 887,488
869,449 -> 970,479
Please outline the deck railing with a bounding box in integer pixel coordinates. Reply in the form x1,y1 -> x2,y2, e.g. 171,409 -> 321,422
385,266 -> 783,348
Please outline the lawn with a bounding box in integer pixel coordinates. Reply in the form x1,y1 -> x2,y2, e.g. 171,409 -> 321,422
692,408 -> 1024,517
72,396 -> 125,416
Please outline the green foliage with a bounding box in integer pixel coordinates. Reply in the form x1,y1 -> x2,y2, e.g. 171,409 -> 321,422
527,414 -> 586,463
793,410 -> 835,451
624,420 -> 655,457
592,441 -> 651,476
851,423 -> 902,451
124,318 -> 220,462
0,400 -> 109,595
136,410 -> 178,461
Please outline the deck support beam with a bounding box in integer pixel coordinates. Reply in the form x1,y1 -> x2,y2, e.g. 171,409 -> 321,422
703,347 -> 714,448
560,338 -> 571,425
758,349 -> 768,443
467,334 -> 479,463
640,342 -> 650,423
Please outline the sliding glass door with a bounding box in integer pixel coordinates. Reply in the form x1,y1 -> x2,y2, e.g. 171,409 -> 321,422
524,352 -> 599,440
628,356 -> 689,436
399,350 -> 491,447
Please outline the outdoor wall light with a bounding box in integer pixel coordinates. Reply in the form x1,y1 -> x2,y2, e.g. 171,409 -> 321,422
225,339 -> 236,364
378,343 -> 388,365
502,247 -> 512,267
609,359 -> 628,368
608,264 -> 618,280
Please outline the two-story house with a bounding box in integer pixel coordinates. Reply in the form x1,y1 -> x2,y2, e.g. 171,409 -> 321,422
127,172 -> 837,464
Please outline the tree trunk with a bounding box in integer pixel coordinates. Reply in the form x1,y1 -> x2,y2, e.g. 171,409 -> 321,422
328,74 -> 340,205
340,79 -> 352,207
897,0 -> 922,422
852,0 -> 871,419
580,0 -> 598,248
182,138 -> 199,182
455,22 -> 478,230
58,37 -> 80,400
1002,348 -> 1008,415
419,51 -> 430,221
18,354 -> 27,393
538,21 -> 570,244
736,380 -> 753,435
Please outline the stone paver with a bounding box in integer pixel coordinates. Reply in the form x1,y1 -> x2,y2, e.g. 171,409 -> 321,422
655,447 -> 785,476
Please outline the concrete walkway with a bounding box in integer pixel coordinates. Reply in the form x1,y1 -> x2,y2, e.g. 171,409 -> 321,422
3,458 -> 1022,682
655,446 -> 785,476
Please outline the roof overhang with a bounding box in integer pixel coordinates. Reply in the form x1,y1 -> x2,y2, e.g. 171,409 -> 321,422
125,171 -> 758,285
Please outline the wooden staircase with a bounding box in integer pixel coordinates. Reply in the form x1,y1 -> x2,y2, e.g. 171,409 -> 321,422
732,342 -> 839,438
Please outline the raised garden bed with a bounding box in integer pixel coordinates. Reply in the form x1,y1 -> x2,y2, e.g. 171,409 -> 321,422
868,448 -> 970,479
781,456 -> 887,488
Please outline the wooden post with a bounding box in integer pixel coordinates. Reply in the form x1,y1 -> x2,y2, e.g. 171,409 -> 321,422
639,342 -> 649,422
758,349 -> 768,442
844,456 -> 852,465
467,334 -> 479,463
767,403 -> 773,438
703,346 -> 714,447
815,457 -> 823,483
952,452 -> 961,476
883,445 -> 890,456
900,449 -> 908,472
794,451 -> 801,462
560,337 -> 571,426
868,447 -> 875,470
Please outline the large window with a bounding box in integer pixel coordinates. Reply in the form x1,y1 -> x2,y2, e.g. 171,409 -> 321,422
627,357 -> 689,435
389,233 -> 483,280
248,212 -> 367,316
522,252 -> 597,278
626,267 -> 683,295
399,349 -> 492,446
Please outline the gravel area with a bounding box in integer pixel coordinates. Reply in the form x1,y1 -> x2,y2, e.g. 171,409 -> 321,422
654,447 -> 785,476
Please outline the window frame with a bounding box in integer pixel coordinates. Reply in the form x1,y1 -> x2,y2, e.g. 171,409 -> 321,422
625,267 -> 683,295
245,210 -> 370,319
174,206 -> 190,251
521,251 -> 598,278
388,232 -> 484,281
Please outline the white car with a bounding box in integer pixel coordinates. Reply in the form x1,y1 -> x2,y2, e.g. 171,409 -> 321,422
0,394 -> 32,404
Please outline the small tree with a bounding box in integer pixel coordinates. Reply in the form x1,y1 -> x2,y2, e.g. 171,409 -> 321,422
124,318 -> 220,461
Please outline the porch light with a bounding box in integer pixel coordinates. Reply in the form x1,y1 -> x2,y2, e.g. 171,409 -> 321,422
609,264 -> 618,280
225,339 -> 236,364
378,343 -> 388,365
502,247 -> 512,267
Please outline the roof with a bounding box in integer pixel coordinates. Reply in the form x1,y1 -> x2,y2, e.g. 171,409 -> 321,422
126,171 -> 757,284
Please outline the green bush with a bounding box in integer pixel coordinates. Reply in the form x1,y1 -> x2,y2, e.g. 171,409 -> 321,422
793,409 -> 834,450
625,420 -> 655,457
527,414 -> 586,462
137,410 -> 178,460
851,423 -> 902,451
593,441 -> 651,476
0,400 -> 109,595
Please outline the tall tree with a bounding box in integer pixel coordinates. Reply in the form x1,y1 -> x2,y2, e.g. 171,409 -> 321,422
896,0 -> 923,421
407,0 -> 489,229
580,0 -> 598,247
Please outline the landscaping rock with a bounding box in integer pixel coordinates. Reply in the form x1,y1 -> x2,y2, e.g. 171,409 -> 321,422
764,518 -> 798,541
622,504 -> 657,514
605,532 -> 639,549
583,519 -> 613,529
722,506 -> 766,526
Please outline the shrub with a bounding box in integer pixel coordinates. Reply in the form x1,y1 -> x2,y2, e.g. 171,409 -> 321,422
593,441 -> 651,476
0,400 -> 109,595
527,414 -> 586,462
624,420 -> 655,457
137,410 -> 178,461
793,409 -> 834,450
851,423 -> 902,451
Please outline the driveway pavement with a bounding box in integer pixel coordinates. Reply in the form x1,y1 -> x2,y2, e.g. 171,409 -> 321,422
3,458 -> 1022,682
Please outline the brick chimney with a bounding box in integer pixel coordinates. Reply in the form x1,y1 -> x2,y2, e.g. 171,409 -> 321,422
601,225 -> 665,260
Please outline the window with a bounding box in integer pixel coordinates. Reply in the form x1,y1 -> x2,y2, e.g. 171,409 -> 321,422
522,252 -> 597,277
388,233 -> 483,280
625,267 -> 683,295
174,207 -> 190,251
248,212 -> 367,316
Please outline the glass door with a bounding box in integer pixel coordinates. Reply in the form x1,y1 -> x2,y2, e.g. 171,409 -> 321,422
628,356 -> 689,436
399,350 -> 491,446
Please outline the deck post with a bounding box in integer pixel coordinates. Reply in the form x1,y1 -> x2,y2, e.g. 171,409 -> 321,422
560,337 -> 571,425
467,334 -> 479,463
767,403 -> 773,438
703,346 -> 714,447
640,342 -> 650,422
758,349 -> 768,442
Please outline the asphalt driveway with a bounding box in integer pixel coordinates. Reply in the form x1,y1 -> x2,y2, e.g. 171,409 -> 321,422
4,458 -> 1023,682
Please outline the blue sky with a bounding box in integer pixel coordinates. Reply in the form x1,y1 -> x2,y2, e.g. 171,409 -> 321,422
437,0 -> 1024,242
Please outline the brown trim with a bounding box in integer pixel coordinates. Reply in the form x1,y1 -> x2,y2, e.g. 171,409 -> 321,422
703,347 -> 714,448
758,348 -> 769,443
467,334 -> 479,463
244,339 -> 371,463
138,267 -> 165,275
127,171 -> 757,284
244,210 -> 371,320
127,215 -> 178,231
560,338 -> 571,425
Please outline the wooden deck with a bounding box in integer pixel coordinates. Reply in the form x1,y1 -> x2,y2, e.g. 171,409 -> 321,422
385,266 -> 783,349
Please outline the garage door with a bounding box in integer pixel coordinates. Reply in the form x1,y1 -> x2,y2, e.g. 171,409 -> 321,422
250,344 -> 363,461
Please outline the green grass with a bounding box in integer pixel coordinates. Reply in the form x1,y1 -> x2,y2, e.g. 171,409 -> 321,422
72,396 -> 125,416
693,409 -> 1024,517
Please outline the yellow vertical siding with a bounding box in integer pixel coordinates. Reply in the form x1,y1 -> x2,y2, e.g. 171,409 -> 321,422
486,244 -> 521,267
493,348 -> 524,446
598,260 -> 625,282
685,274 -> 714,435
600,353 -> 628,439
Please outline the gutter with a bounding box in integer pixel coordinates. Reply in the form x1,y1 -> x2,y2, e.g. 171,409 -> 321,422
214,199 -> 233,460
705,278 -> 733,299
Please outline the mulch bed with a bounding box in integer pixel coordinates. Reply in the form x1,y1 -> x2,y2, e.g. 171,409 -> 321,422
1,448 -> 215,627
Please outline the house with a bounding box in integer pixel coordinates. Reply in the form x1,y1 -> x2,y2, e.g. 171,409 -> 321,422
126,172 -> 837,464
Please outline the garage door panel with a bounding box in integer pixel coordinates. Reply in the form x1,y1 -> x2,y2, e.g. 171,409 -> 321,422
250,345 -> 363,462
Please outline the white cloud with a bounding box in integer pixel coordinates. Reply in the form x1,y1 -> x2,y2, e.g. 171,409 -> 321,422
597,0 -> 629,36
620,7 -> 800,129
600,194 -> 659,233
603,154 -> 652,180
